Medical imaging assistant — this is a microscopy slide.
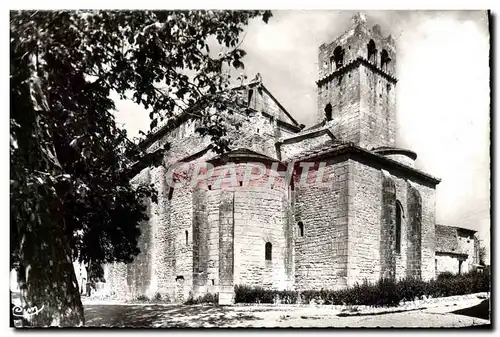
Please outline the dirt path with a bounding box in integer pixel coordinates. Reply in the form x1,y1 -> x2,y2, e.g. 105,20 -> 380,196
83,300 -> 491,328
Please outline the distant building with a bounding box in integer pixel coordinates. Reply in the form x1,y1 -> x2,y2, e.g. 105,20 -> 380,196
10,269 -> 19,292
435,224 -> 480,275
73,261 -> 88,295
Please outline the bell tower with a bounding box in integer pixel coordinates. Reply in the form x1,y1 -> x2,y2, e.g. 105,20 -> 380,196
316,13 -> 397,150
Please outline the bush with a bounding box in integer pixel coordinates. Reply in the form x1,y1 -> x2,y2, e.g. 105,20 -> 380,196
153,292 -> 162,301
234,270 -> 490,307
130,292 -> 171,304
437,272 -> 454,281
374,278 -> 400,307
234,285 -> 276,304
276,289 -> 298,304
397,277 -> 426,302
135,294 -> 149,302
185,292 -> 219,305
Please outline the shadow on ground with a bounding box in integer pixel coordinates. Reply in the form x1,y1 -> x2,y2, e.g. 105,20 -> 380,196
84,304 -> 260,327
451,299 -> 490,321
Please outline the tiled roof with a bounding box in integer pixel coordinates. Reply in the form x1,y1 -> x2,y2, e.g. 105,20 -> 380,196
207,148 -> 279,164
280,126 -> 336,146
302,120 -> 326,132
435,224 -> 476,255
287,139 -> 349,161
285,141 -> 440,185
138,76 -> 300,151
436,224 -> 459,254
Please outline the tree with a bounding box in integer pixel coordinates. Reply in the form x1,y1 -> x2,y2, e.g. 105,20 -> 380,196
479,245 -> 487,266
10,9 -> 272,326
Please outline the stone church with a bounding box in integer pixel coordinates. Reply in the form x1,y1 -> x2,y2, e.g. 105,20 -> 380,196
99,13 -> 441,304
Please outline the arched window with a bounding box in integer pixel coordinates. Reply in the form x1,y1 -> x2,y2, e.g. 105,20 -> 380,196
367,39 -> 377,64
298,221 -> 304,237
381,49 -> 391,72
324,103 -> 332,121
332,46 -> 345,71
185,230 -> 189,245
337,74 -> 343,86
396,200 -> 403,253
265,242 -> 272,261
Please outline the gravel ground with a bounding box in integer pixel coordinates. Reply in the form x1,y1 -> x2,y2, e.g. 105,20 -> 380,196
11,292 -> 490,328
83,297 -> 491,328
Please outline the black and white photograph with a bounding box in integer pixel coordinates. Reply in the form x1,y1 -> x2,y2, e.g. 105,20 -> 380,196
8,5 -> 492,329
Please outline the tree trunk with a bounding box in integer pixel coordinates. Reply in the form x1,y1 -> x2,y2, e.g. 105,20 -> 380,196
18,198 -> 84,327
12,51 -> 85,327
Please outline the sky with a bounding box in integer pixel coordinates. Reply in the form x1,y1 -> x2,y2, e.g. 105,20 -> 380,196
113,10 -> 490,261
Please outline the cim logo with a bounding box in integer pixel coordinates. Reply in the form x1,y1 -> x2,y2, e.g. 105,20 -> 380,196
12,304 -> 44,318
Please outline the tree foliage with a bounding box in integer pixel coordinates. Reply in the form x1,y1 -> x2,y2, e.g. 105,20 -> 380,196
10,10 -> 271,326
479,245 -> 487,266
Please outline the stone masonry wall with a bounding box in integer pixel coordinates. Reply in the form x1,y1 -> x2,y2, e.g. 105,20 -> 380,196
250,85 -> 297,128
318,67 -> 361,144
347,158 -> 436,285
101,162 -> 195,303
294,158 -> 349,290
167,176 -> 194,302
233,181 -> 291,289
192,188 -> 209,294
98,10 -> 440,295
359,66 -> 396,149
457,230 -> 476,274
218,162 -> 292,290
406,183 -> 422,278
348,159 -> 382,285
191,185 -> 221,298
218,190 -> 235,302
435,253 -> 463,275
317,17 -> 396,82
317,15 -> 396,150
393,176 -> 409,280
435,225 -> 475,275
435,229 -> 475,276
380,170 -> 396,280
233,112 -> 281,160
317,16 -> 396,125
100,167 -> 153,300
125,167 -> 153,297
149,165 -> 172,299
190,162 -> 293,300
415,182 -> 436,281
103,156 -> 436,301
